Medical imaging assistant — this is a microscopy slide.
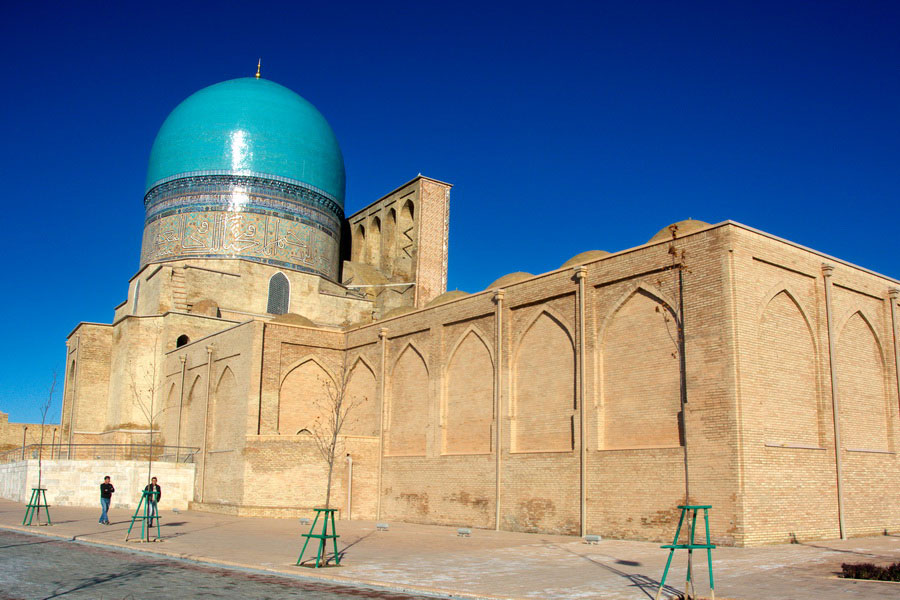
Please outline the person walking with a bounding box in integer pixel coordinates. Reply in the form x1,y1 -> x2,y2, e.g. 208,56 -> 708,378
143,477 -> 162,526
99,476 -> 114,525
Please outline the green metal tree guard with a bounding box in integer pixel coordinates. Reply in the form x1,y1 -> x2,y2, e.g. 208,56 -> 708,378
125,489 -> 162,542
22,488 -> 51,526
296,508 -> 340,568
655,504 -> 716,600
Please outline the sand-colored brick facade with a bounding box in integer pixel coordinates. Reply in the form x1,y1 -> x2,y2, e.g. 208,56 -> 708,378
38,172 -> 899,547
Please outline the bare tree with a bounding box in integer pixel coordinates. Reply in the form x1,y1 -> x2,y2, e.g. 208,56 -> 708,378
654,224 -> 697,597
129,327 -> 167,487
35,373 -> 57,522
128,328 -> 168,542
654,224 -> 691,500
309,355 -> 361,510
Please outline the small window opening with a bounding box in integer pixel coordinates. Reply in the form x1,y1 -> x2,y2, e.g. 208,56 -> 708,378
267,272 -> 290,314
176,335 -> 190,348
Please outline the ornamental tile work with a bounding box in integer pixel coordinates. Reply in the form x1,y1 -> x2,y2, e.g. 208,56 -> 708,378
140,175 -> 342,279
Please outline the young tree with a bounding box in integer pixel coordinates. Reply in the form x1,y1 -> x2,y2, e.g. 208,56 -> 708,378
654,224 -> 696,598
128,328 -> 168,542
128,326 -> 167,486
654,223 -> 690,499
35,373 -> 57,522
310,355 -> 362,510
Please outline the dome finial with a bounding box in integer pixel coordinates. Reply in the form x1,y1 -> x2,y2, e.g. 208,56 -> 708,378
255,58 -> 262,79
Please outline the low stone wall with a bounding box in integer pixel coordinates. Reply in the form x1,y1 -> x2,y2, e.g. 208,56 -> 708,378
0,461 -> 28,503
0,459 -> 195,510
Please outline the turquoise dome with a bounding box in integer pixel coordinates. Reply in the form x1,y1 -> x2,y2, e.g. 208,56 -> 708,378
145,77 -> 345,206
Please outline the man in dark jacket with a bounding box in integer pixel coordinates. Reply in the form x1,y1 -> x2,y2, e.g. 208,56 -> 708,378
144,477 -> 161,526
99,476 -> 114,525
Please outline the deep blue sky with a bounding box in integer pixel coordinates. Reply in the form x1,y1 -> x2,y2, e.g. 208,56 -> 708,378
1,2 -> 898,424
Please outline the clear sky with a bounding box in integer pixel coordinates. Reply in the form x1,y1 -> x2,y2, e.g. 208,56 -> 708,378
1,1 -> 897,424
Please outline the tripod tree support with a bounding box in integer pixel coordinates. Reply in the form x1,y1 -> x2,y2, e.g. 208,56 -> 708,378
23,488 -> 51,526
125,489 -> 162,542
655,504 -> 716,600
296,508 -> 340,568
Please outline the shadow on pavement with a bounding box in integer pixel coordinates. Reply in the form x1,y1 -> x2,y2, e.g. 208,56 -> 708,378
0,538 -> 56,550
549,542 -> 682,600
799,541 -> 894,560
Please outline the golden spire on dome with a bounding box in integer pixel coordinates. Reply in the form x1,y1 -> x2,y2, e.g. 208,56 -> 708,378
255,58 -> 262,79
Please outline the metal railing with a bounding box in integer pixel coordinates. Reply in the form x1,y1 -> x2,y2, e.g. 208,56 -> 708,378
0,444 -> 201,465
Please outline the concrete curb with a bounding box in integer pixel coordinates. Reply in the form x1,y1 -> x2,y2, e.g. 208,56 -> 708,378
1,523 -> 520,600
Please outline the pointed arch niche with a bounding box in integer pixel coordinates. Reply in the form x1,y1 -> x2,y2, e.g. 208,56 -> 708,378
368,217 -> 382,268
382,208 -> 397,276
600,287 -> 681,449
443,329 -> 494,454
387,344 -> 429,456
837,311 -> 889,450
278,358 -> 332,436
343,358 -> 378,437
352,224 -> 366,263
163,382 -> 178,445
396,200 -> 415,279
756,289 -> 821,445
211,367 -> 240,451
512,310 -> 575,453
182,374 -> 204,446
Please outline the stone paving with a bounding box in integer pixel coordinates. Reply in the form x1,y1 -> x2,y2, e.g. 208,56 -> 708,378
2,499 -> 900,599
0,529 -> 440,599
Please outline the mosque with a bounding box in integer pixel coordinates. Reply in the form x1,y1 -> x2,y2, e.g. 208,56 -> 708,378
56,74 -> 900,546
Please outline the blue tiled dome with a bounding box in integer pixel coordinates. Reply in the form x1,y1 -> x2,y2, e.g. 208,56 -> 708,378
145,77 -> 345,206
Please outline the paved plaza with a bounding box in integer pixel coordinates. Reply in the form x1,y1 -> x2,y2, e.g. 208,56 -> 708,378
2,499 -> 900,599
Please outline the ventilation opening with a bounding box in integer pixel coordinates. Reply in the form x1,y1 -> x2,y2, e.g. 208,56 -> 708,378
176,335 -> 190,348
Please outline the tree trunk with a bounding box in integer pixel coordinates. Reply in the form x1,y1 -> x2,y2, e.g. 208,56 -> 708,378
325,459 -> 334,509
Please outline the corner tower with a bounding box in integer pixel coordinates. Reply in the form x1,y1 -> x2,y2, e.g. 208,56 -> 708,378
140,77 -> 345,280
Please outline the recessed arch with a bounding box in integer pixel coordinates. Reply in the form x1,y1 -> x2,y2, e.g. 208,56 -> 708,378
383,208 -> 397,274
352,224 -> 366,263
391,341 -> 429,377
598,284 -> 678,345
512,308 -> 575,452
387,341 -> 429,455
755,288 -> 821,446
599,285 -> 682,449
836,310 -> 890,450
162,381 -> 178,445
211,366 -> 238,451
368,216 -> 382,268
513,306 -> 575,359
836,308 -> 885,360
757,283 -> 816,337
343,356 -> 379,437
176,334 -> 190,348
446,325 -> 494,368
278,357 -> 334,436
280,355 -> 337,387
180,374 -> 204,447
396,201 -> 415,279
443,327 -> 494,454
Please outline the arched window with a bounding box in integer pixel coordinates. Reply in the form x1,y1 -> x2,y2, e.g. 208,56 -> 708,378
267,273 -> 290,314
176,335 -> 190,348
